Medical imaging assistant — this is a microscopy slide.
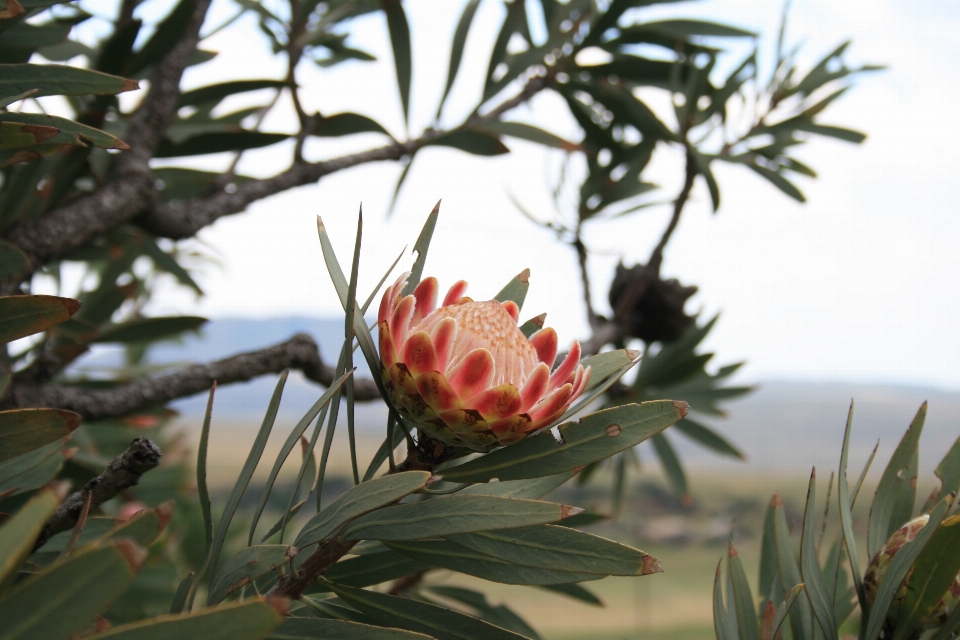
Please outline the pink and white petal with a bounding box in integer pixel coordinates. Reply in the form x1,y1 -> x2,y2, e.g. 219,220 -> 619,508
571,365 -> 591,401
379,274 -> 408,324
438,408 -> 489,434
501,300 -> 520,323
431,317 -> 457,373
411,277 -> 438,325
442,280 -> 469,306
529,328 -> 558,368
402,331 -> 439,375
416,371 -> 461,412
549,341 -> 581,390
378,321 -> 397,368
388,363 -> 419,396
490,413 -> 531,439
519,363 -> 550,413
466,384 -> 523,420
527,383 -> 573,427
446,348 -> 495,400
390,295 -> 416,353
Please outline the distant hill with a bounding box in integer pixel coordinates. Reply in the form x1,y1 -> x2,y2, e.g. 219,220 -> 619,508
78,318 -> 960,473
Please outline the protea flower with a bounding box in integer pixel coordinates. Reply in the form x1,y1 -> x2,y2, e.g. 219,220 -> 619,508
377,273 -> 590,451
863,514 -> 960,630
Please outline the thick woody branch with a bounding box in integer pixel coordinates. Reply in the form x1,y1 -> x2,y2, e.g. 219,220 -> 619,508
8,333 -> 381,421
33,437 -> 162,551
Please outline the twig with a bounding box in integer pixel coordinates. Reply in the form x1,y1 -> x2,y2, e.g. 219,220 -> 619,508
7,333 -> 381,420
33,438 -> 162,552
572,230 -> 600,331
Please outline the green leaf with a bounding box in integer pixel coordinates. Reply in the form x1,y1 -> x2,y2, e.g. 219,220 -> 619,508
0,63 -> 137,97
640,19 -> 756,38
427,130 -> 509,156
177,79 -> 287,107
758,495 -> 779,605
650,432 -> 689,504
673,418 -> 743,459
773,494 -> 814,640
381,0 -> 411,124
0,120 -> 59,151
0,112 -> 129,150
580,349 -> 639,392
100,503 -> 170,548
932,600 -> 960,640
536,582 -> 602,606
713,560 -> 735,640
326,581 -> 530,640
155,131 -> 288,157
403,201 -> 440,296
493,268 -> 529,309
728,544 -> 760,640
894,514 -> 960,640
299,595 -> 378,624
0,542 -> 138,640
479,121 -> 580,150
865,499 -> 950,640
386,539 -> 600,585
324,548 -> 429,588
315,112 -> 391,138
141,235 -> 202,294
0,409 -> 80,462
460,470 -> 576,500
838,401 -> 868,614
772,584 -> 805,640
342,494 -> 580,542
448,524 -> 660,576
746,164 -> 806,203
869,402 -> 925,557
0,488 -> 59,593
203,373 -> 287,589
93,315 -> 206,343
423,586 -> 542,638
248,370 -> 353,545
208,545 -> 298,604
926,434 -> 960,509
799,469 -> 838,638
691,150 -> 720,211
269,617 -> 432,640
0,294 -> 80,343
127,0 -> 196,75
151,167 -> 252,203
295,472 -> 432,547
0,439 -> 64,495
169,572 -> 193,614
0,240 -> 28,281
483,0 -> 527,101
436,0 -> 481,120
196,385 -> 215,579
440,401 -> 686,483
91,599 -> 283,639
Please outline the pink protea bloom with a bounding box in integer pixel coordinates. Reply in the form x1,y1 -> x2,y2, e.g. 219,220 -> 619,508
378,273 -> 591,451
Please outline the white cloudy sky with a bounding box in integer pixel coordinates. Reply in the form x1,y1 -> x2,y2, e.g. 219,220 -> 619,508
80,1 -> 960,390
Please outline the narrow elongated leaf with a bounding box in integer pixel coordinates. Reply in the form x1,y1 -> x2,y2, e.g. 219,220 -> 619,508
0,294 -> 80,343
127,0 -> 196,74
327,581 -> 530,640
208,545 -> 298,604
440,401 -> 686,483
427,130 -> 509,156
169,572 -> 193,614
403,201 -> 440,296
315,112 -> 391,138
460,470 -> 576,500
324,548 -> 429,588
758,496 -> 779,605
269,617 -> 432,640
343,494 -> 580,542
203,373 -> 287,585
93,316 -> 206,343
642,19 -> 756,38
728,544 -> 761,640
799,469 -> 838,637
100,503 -> 171,548
448,524 -> 660,576
0,112 -> 128,150
837,401 -> 868,614
773,495 -> 814,640
650,432 -> 689,504
772,584 -> 805,640
480,121 -> 579,150
493,268 -> 529,309
0,439 -> 64,495
0,63 -> 137,97
295,472 -> 431,547
0,240 -> 28,280
675,418 -> 743,459
580,349 -> 638,392
248,370 -> 353,545
299,595 -> 378,624
894,514 -> 960,640
0,543 -> 138,640
0,488 -> 59,592
436,0 -> 481,120
387,539 -> 600,585
932,599 -> 960,640
382,0 -> 411,124
197,385 -> 215,565
91,599 -> 282,639
156,131 -> 288,157
0,409 -> 80,462
713,560 -> 735,640
869,403 -> 925,557
424,585 -> 542,638
536,582 -> 602,606
865,499 -> 950,640
928,434 -> 960,509
177,79 -> 287,107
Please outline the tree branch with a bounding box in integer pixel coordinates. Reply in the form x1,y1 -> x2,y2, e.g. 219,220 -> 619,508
33,437 -> 162,551
580,149 -> 698,356
8,333 -> 381,421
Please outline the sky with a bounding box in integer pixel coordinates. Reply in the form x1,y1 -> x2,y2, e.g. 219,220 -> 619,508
72,0 -> 960,390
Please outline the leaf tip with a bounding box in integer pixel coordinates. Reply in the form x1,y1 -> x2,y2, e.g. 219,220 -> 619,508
431,198 -> 442,214
771,492 -> 782,507
560,505 -> 584,519
673,400 -> 689,418
517,268 -> 530,284
120,79 -> 141,93
728,542 -> 739,558
642,554 -> 663,575
113,539 -> 148,571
